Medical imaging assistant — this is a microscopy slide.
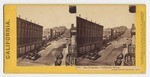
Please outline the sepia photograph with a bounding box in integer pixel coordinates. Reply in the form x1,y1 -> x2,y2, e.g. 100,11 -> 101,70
16,5 -> 136,66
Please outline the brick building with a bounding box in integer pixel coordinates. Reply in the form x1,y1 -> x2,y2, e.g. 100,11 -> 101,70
77,16 -> 103,57
17,17 -> 43,57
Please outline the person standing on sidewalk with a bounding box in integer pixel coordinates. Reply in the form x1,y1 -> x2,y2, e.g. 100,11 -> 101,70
55,52 -> 64,66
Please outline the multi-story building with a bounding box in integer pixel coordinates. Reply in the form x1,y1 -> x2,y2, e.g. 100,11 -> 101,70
103,28 -> 114,40
67,24 -> 77,66
124,24 -> 136,66
76,16 -> 103,57
52,26 -> 66,39
17,17 -> 43,57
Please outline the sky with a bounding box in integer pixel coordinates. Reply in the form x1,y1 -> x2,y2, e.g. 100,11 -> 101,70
17,5 -> 135,29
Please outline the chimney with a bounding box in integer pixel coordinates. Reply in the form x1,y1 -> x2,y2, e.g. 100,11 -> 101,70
71,24 -> 74,29
79,14 -> 81,17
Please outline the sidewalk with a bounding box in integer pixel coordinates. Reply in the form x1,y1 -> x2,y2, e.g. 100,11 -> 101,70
61,45 -> 68,65
121,48 -> 128,66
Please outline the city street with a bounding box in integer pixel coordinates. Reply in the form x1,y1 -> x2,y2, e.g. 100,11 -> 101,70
17,29 -> 132,66
17,37 -> 69,66
77,29 -> 132,66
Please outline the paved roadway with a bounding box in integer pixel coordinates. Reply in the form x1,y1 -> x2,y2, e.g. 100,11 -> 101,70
76,29 -> 132,66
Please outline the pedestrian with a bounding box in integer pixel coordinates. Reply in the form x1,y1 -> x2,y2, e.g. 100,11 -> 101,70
56,52 -> 64,59
65,54 -> 70,66
115,59 -> 122,66
55,58 -> 62,66
117,53 -> 123,59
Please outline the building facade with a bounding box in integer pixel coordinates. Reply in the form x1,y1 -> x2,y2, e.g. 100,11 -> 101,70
67,24 -> 77,65
77,16 -> 103,57
43,26 -> 66,41
17,17 -> 43,57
